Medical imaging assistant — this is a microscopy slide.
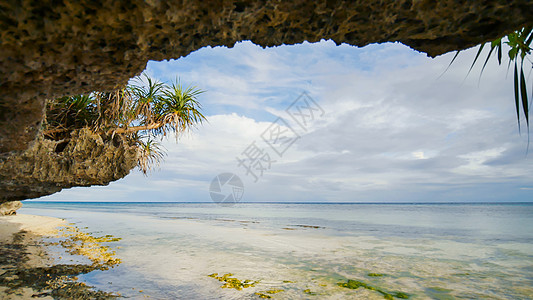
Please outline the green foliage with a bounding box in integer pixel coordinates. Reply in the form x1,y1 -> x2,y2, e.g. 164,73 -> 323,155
44,74 -> 206,174
46,94 -> 98,131
450,27 -> 532,132
136,136 -> 166,175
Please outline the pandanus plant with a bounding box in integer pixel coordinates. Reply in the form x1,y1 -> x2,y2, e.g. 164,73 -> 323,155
111,77 -> 205,137
448,26 -> 532,133
44,75 -> 207,174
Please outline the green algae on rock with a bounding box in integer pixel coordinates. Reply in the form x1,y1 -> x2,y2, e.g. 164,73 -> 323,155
425,286 -> 455,300
255,289 -> 284,298
338,279 -> 409,299
208,273 -> 258,290
368,273 -> 386,277
265,289 -> 284,294
0,230 -> 120,299
303,288 -> 317,295
53,225 -> 122,268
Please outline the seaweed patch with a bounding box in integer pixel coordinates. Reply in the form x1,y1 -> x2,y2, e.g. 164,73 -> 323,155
0,228 -> 122,299
338,279 -> 409,299
303,288 -> 317,295
255,289 -> 284,298
208,273 -> 258,290
51,225 -> 122,268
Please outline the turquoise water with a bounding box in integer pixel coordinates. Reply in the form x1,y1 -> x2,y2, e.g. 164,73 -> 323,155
20,202 -> 533,299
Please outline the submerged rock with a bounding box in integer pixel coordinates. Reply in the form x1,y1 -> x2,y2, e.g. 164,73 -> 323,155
338,279 -> 409,299
208,273 -> 258,290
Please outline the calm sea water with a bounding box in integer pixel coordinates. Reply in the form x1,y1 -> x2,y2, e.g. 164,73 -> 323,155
20,202 -> 533,299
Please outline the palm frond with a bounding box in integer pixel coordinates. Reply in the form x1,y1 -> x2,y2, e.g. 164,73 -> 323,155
136,137 -> 166,175
515,61 -> 521,132
446,27 -> 532,134
520,62 -> 529,128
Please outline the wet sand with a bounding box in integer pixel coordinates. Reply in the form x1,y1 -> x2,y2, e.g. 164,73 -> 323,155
0,214 -> 64,299
0,214 -> 123,299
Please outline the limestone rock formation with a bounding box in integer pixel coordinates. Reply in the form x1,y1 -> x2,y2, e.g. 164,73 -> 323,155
1,1 -> 533,154
0,201 -> 22,215
0,1 -> 532,201
0,129 -> 138,202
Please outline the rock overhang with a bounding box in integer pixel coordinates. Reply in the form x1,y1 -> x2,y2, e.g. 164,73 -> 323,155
0,0 -> 532,201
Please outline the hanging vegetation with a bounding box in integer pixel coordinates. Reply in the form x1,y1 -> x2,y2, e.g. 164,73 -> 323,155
43,75 -> 206,174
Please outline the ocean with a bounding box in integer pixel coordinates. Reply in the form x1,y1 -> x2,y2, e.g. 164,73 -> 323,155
20,202 -> 533,299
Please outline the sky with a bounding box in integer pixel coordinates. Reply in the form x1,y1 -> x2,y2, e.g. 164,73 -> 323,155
36,40 -> 533,203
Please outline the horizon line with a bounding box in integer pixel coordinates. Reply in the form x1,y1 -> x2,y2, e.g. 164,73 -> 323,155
22,201 -> 533,205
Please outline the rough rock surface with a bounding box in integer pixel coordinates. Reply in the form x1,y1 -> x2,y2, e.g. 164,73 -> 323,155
1,0 -> 533,154
0,201 -> 22,215
0,129 -> 138,202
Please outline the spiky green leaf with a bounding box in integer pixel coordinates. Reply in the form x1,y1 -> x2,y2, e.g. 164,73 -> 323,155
514,61 -> 521,132
520,64 -> 529,127
466,44 -> 485,77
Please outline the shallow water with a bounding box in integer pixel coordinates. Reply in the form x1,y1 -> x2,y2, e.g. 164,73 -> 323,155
20,202 -> 533,299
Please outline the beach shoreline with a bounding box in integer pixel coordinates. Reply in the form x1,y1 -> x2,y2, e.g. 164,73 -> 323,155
0,214 -> 65,299
1,213 -> 126,299
0,214 -> 66,241
1,213 -> 125,299
11,202 -> 533,299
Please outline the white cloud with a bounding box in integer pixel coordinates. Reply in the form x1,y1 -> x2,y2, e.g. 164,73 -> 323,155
412,152 -> 426,160
38,40 -> 533,203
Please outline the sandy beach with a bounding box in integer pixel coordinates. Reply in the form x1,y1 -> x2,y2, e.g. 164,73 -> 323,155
0,214 -> 65,242
1,213 -> 125,299
0,214 -> 64,299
